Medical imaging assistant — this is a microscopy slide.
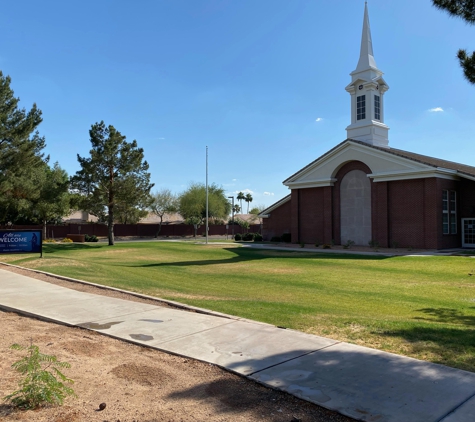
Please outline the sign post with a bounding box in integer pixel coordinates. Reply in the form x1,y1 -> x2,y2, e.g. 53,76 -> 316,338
0,230 -> 43,258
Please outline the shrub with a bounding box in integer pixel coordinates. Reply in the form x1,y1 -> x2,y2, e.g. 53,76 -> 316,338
85,234 -> 98,242
42,239 -> 56,244
343,239 -> 355,249
281,233 -> 291,243
270,236 -> 281,242
242,232 -> 255,241
368,239 -> 379,250
62,238 -> 73,243
300,242 -> 305,248
253,233 -> 263,242
234,233 -> 242,241
322,244 -> 332,249
4,343 -> 76,410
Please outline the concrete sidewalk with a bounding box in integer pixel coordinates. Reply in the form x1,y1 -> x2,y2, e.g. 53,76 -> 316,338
1,268 -> 475,422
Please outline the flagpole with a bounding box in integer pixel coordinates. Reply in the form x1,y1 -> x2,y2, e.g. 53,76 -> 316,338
206,146 -> 209,245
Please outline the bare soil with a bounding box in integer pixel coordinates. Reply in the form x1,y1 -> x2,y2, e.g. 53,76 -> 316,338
0,264 -> 355,422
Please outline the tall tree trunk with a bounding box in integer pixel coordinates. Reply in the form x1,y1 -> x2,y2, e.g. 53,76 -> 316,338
155,215 -> 163,238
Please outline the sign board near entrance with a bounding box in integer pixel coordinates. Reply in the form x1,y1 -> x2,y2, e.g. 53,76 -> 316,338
0,230 -> 42,255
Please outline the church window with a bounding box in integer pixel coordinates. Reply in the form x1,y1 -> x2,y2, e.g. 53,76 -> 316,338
374,95 -> 380,120
442,190 -> 457,235
357,95 -> 366,120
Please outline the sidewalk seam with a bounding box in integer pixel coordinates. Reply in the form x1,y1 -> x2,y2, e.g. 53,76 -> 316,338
248,341 -> 342,376
435,389 -> 475,422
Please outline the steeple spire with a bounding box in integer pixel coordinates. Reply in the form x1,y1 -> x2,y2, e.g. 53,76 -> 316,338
345,2 -> 390,148
355,2 -> 377,73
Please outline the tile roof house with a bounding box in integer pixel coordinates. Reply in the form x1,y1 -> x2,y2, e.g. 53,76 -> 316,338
259,4 -> 475,249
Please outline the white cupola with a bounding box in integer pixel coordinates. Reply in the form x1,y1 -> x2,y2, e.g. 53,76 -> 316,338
345,2 -> 390,148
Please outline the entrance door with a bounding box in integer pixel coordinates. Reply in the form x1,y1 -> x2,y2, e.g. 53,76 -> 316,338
462,219 -> 475,248
340,170 -> 371,246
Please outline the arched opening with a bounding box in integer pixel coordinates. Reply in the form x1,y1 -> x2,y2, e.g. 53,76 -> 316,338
340,169 -> 371,245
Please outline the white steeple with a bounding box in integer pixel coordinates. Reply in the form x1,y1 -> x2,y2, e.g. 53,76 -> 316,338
345,2 -> 390,148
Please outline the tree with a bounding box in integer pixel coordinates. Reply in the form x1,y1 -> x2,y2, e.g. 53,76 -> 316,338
250,204 -> 266,228
149,188 -> 179,237
71,122 -> 153,245
0,71 -> 47,224
179,183 -> 231,237
237,191 -> 245,212
232,204 -> 241,214
31,163 -> 71,240
245,193 -> 253,213
433,0 -> 475,83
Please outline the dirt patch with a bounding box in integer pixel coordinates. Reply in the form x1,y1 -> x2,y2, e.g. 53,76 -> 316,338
0,265 -> 355,422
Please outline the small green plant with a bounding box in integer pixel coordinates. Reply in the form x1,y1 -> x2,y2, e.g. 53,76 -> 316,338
315,241 -> 320,247
234,233 -> 242,241
391,240 -> 399,249
330,239 -> 335,247
343,239 -> 355,249
322,244 -> 332,249
4,343 -> 76,410
85,234 -> 98,242
62,238 -> 73,243
368,239 -> 379,251
242,232 -> 255,241
300,242 -> 305,248
253,233 -> 263,242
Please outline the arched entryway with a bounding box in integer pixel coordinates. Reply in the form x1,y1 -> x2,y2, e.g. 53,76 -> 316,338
340,169 -> 372,245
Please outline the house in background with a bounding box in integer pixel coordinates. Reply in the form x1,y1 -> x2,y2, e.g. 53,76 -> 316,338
259,4 -> 475,250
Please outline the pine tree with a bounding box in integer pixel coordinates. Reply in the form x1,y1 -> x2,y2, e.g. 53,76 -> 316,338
433,0 -> 475,83
71,122 -> 153,245
0,71 -> 47,223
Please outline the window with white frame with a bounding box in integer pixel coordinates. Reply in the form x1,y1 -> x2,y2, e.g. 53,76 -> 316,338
442,190 -> 457,234
357,95 -> 366,120
374,95 -> 380,120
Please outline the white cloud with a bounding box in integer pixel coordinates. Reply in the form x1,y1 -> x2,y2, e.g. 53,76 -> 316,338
232,179 -> 237,182
158,137 -> 165,140
235,189 -> 253,195
315,117 -> 323,122
263,192 -> 274,196
428,107 -> 444,113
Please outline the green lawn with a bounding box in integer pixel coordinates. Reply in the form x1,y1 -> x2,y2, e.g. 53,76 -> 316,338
3,241 -> 475,372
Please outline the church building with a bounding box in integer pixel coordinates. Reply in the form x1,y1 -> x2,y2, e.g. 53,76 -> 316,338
259,4 -> 475,250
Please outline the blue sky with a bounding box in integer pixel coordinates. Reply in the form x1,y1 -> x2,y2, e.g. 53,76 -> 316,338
3,1 -> 475,209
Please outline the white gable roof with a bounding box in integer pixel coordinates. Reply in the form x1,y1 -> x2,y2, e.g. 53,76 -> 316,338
283,140 -> 464,189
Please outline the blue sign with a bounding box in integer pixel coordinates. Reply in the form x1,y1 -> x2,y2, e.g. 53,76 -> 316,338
0,230 -> 42,255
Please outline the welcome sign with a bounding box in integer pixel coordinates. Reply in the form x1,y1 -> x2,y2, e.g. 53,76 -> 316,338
0,230 -> 42,256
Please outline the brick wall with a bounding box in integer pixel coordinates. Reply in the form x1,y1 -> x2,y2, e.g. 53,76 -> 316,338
262,199 -> 292,241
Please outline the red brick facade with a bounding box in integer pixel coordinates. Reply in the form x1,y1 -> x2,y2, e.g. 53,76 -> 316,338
263,159 -> 475,249
262,199 -> 292,241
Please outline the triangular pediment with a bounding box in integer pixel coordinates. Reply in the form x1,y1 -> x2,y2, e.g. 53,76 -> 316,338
283,140 -> 459,189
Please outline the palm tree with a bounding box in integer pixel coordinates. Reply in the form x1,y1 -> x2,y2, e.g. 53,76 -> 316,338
245,193 -> 253,213
232,204 -> 241,214
237,192 -> 245,211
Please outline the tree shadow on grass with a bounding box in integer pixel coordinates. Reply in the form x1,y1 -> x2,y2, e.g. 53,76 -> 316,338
414,307 -> 475,326
130,247 -> 390,269
378,307 -> 475,371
